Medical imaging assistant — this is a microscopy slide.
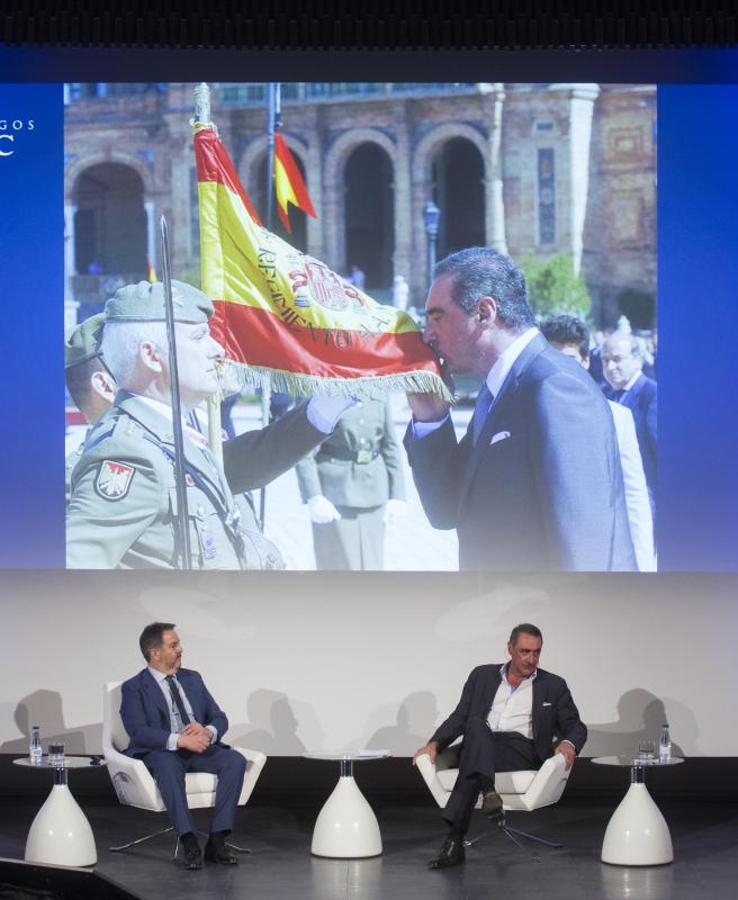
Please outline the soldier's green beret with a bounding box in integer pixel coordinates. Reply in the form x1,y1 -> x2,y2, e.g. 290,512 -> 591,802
104,280 -> 214,324
64,312 -> 106,369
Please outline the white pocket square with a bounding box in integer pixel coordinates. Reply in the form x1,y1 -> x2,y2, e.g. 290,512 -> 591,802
489,431 -> 511,446
542,702 -> 552,707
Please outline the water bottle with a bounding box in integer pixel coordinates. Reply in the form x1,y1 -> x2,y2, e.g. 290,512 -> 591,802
659,722 -> 672,763
29,725 -> 42,766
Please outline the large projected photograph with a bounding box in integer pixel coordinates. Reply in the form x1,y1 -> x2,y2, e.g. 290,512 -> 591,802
61,81 -> 657,572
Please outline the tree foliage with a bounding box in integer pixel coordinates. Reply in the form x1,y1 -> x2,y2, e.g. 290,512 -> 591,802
521,253 -> 590,319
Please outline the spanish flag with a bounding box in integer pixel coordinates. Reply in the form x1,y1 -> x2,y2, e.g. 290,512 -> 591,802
274,131 -> 316,234
194,123 -> 448,399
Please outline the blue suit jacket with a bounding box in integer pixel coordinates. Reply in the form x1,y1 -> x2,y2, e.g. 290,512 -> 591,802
405,333 -> 636,571
120,667 -> 229,758
605,373 -> 657,510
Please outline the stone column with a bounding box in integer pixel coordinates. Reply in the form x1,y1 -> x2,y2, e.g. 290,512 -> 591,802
478,83 -> 507,254
550,83 -> 600,274
64,203 -> 78,329
410,174 -> 433,307
390,100 -> 412,289
144,200 -> 156,271
304,106 -> 324,260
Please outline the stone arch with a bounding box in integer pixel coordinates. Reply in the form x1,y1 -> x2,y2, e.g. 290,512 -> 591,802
433,137 -> 486,257
238,133 -> 315,253
323,127 -> 397,276
411,123 -> 495,280
70,160 -> 148,278
344,142 -> 394,290
65,150 -> 154,202
238,133 -> 309,195
413,122 -> 489,187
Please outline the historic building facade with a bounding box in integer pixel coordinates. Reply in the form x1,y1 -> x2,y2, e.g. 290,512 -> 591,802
64,82 -> 656,329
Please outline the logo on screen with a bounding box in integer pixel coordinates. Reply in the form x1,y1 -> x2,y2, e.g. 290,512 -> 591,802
0,120 -> 35,157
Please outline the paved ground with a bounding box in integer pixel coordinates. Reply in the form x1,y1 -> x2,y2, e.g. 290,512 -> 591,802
65,395 -> 472,572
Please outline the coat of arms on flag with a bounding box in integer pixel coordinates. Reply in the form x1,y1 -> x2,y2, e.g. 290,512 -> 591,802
193,122 -> 450,401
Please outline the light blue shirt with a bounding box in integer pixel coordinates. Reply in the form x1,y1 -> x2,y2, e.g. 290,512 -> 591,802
148,667 -> 218,752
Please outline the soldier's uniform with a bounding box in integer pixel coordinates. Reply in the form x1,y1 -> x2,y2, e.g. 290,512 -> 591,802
295,397 -> 405,570
66,280 -> 328,570
64,313 -> 107,505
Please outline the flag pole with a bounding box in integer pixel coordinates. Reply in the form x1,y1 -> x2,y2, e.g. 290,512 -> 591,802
193,82 -> 225,469
259,82 -> 281,529
160,214 -> 192,570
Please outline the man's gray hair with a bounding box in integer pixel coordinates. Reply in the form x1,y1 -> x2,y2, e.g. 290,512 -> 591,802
434,247 -> 536,333
607,331 -> 643,358
100,320 -> 169,388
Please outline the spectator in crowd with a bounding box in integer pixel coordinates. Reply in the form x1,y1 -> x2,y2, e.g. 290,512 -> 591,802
601,331 -> 657,520
541,315 -> 656,571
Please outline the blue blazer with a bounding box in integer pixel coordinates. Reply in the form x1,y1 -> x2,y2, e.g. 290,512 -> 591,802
405,333 -> 636,571
120,667 -> 229,758
606,373 -> 657,509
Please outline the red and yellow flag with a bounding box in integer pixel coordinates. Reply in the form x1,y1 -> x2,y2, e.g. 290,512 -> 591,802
194,123 -> 447,398
146,258 -> 158,284
274,131 -> 316,234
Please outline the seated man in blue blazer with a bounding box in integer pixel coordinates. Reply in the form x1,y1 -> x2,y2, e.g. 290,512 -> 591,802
413,623 -> 587,870
120,622 -> 246,870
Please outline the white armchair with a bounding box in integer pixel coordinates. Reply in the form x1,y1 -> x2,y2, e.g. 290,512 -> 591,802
102,681 -> 267,854
416,745 -> 571,850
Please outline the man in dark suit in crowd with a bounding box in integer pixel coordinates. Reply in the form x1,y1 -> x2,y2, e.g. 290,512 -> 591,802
404,246 -> 636,571
120,622 -> 246,870
601,332 -> 657,519
413,623 -> 587,869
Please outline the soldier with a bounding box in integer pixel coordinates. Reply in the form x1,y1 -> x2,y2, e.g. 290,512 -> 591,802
66,280 -> 350,570
295,396 -> 406,570
64,313 -> 117,502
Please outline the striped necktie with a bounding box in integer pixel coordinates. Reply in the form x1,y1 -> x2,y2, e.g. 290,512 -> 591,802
473,383 -> 494,444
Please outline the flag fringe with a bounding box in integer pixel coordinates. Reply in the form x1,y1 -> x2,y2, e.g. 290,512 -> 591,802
222,360 -> 453,403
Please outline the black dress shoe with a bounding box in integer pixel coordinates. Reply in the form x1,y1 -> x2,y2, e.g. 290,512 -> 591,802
482,789 -> 504,822
204,835 -> 239,865
180,834 -> 203,870
428,835 -> 466,870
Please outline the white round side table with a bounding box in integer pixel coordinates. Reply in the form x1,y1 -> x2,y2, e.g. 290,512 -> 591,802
14,756 -> 105,867
303,753 -> 389,858
592,755 -> 684,866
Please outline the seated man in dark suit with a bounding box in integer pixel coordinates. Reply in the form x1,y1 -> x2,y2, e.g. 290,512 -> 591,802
120,622 -> 247,870
413,623 -> 587,870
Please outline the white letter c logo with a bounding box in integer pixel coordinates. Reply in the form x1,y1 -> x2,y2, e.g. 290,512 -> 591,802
0,134 -> 14,157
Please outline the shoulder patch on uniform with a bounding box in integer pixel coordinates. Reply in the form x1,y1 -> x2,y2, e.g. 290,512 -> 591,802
95,460 -> 136,500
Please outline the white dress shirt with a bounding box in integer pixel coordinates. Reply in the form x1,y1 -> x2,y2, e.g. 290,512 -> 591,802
412,327 -> 539,439
488,664 -> 537,738
148,667 -> 217,752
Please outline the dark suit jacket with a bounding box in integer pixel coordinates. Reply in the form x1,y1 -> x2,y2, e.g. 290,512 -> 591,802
120,668 -> 229,758
430,664 -> 587,764
605,373 -> 657,510
405,334 -> 636,571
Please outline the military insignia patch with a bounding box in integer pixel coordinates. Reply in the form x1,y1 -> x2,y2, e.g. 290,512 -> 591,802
95,460 -> 135,500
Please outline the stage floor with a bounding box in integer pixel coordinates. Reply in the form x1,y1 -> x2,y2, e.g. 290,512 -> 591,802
1,798 -> 736,900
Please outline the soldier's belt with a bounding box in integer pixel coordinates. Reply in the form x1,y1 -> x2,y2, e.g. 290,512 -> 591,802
316,448 -> 379,465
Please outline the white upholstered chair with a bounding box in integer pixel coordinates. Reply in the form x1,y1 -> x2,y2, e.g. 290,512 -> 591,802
102,681 -> 267,854
416,745 -> 571,851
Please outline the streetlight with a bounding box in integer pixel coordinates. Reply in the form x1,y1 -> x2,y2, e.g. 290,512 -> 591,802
423,200 -> 440,290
